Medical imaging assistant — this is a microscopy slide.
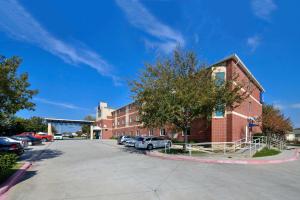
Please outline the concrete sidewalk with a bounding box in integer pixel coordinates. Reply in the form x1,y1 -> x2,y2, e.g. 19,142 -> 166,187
146,148 -> 300,165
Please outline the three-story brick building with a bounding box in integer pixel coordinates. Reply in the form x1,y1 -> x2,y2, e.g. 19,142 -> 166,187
95,54 -> 264,143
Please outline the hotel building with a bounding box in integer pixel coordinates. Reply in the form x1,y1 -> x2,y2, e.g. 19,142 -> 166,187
95,54 -> 264,143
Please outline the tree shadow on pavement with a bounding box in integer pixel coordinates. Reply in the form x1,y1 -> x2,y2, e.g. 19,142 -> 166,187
20,149 -> 63,163
15,170 -> 38,185
120,146 -> 147,155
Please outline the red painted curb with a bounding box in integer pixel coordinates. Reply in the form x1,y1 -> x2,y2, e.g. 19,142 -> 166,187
146,149 -> 300,165
0,162 -> 32,199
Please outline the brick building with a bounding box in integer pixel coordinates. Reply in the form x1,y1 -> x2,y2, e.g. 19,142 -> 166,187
95,54 -> 264,143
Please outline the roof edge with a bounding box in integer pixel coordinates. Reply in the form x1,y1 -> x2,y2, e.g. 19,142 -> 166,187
210,53 -> 265,92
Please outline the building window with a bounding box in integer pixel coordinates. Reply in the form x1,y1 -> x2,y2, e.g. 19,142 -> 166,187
136,115 -> 139,122
117,121 -> 120,125
215,72 -> 225,86
122,119 -> 125,125
182,127 -> 191,136
160,128 -> 166,136
129,116 -> 132,123
112,122 -> 115,126
260,92 -> 264,103
215,104 -> 225,117
248,101 -> 252,114
149,129 -> 154,136
128,104 -> 132,110
136,130 -> 140,136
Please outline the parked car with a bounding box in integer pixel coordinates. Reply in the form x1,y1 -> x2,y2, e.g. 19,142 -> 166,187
124,136 -> 143,147
135,136 -> 172,150
54,133 -> 63,140
0,137 -> 24,155
117,135 -> 132,145
4,136 -> 29,148
11,136 -> 30,147
62,132 -> 76,138
15,135 -> 42,146
17,132 -> 53,142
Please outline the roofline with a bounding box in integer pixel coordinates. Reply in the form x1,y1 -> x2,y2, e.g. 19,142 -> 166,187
44,118 -> 95,123
112,102 -> 135,113
210,54 -> 265,92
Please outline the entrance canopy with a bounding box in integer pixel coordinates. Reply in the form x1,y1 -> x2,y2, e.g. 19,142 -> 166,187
45,118 -> 94,125
44,118 -> 95,140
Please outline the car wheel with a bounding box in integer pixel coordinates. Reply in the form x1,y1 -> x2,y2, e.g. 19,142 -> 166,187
41,138 -> 47,142
147,144 -> 153,150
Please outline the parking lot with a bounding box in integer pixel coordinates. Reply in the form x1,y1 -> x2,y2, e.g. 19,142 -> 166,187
6,139 -> 300,200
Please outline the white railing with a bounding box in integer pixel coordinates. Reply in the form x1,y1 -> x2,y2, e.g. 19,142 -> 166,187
164,135 -> 285,157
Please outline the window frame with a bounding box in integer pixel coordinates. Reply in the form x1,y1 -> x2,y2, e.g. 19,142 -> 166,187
160,128 -> 166,136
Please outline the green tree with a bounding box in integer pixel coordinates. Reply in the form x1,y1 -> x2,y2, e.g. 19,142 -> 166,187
131,49 -> 249,150
81,115 -> 95,136
2,116 -> 48,136
260,104 -> 292,147
0,55 -> 38,133
27,117 -> 47,133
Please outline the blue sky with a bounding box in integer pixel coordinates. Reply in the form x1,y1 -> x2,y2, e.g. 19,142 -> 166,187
0,0 -> 299,128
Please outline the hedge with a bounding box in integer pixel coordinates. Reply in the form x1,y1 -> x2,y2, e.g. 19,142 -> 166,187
0,153 -> 18,178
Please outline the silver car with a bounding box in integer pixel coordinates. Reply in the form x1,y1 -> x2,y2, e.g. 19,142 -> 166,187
0,137 -> 28,148
135,136 -> 171,150
124,136 -> 143,147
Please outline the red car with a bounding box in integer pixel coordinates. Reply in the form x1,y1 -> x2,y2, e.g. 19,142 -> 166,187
17,132 -> 53,142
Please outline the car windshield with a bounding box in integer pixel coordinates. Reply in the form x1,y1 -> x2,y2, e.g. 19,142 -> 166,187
27,135 -> 37,140
136,137 -> 144,141
55,134 -> 62,136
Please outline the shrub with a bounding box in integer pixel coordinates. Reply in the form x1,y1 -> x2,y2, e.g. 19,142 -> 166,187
0,153 -> 18,177
110,136 -> 118,140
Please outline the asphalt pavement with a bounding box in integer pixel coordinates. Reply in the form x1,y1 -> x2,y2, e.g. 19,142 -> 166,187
7,139 -> 300,200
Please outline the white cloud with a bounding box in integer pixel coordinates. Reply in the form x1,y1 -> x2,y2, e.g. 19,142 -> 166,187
0,0 -> 120,85
273,102 -> 300,110
251,0 -> 277,21
116,0 -> 185,54
35,98 -> 90,111
273,103 -> 284,110
247,35 -> 261,52
291,104 -> 300,109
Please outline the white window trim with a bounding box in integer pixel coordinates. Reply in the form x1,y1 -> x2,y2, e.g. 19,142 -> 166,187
160,128 -> 166,136
213,109 -> 226,118
149,129 -> 154,136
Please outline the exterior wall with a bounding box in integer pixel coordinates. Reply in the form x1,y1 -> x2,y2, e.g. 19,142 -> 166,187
226,59 -> 262,141
95,118 -> 113,139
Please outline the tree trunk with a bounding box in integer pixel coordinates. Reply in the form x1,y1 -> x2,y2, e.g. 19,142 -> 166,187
183,128 -> 188,151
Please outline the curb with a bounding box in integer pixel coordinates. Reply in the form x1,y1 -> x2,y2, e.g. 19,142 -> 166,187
0,162 -> 32,199
146,149 -> 300,165
0,142 -> 52,200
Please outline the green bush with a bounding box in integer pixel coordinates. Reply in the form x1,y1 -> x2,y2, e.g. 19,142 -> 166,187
110,136 -> 118,140
0,153 -> 18,177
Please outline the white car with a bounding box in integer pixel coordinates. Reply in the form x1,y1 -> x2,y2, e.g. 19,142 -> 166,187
54,134 -> 63,140
135,136 -> 171,150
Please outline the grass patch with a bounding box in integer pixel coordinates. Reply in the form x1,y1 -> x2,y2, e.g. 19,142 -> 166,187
0,163 -> 22,184
253,147 -> 281,157
159,148 -> 206,155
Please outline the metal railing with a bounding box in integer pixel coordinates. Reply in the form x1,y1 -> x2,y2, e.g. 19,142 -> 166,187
163,135 -> 285,157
